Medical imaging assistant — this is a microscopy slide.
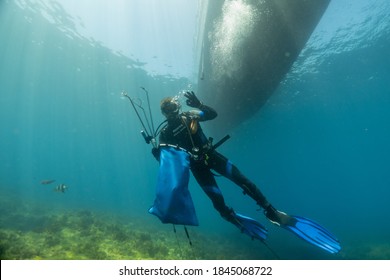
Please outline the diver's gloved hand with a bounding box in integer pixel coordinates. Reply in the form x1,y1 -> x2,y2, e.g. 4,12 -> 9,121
151,147 -> 160,161
184,91 -> 202,108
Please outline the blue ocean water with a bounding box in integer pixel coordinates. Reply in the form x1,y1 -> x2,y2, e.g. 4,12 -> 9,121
0,0 -> 389,260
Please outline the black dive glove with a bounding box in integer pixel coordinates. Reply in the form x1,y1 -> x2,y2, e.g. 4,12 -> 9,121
184,91 -> 201,108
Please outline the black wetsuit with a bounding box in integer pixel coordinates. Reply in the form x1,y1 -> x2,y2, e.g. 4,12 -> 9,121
158,104 -> 270,222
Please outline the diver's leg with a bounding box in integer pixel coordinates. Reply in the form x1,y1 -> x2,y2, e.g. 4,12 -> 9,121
191,162 -> 270,240
208,152 -> 286,223
190,163 -> 234,221
207,151 -> 271,210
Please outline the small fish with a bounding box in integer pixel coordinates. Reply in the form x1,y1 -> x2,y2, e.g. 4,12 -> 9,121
41,179 -> 56,185
54,184 -> 68,193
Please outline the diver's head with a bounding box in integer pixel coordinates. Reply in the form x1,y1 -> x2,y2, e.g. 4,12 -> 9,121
160,97 -> 181,119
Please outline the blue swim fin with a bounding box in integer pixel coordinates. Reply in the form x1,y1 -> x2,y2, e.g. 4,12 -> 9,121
231,212 -> 268,241
284,215 -> 341,254
265,207 -> 341,254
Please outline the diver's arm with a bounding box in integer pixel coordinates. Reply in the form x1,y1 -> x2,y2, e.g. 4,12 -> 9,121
158,130 -> 167,145
189,104 -> 217,121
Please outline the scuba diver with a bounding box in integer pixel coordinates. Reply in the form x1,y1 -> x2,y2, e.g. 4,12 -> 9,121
123,89 -> 340,254
152,91 -> 340,254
